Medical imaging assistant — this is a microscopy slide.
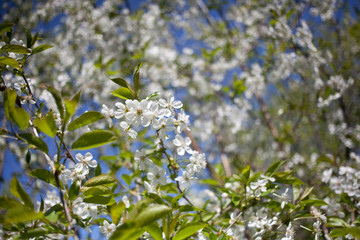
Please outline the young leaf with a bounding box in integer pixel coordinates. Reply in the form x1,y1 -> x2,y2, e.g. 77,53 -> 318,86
173,223 -> 208,240
19,133 -> 48,153
47,86 -> 64,119
3,205 -> 43,224
67,111 -> 105,131
83,174 -> 118,187
329,227 -> 360,238
110,222 -> 145,240
111,87 -> 134,100
10,176 -> 34,209
144,222 -> 163,240
64,90 -> 81,123
128,204 -> 172,228
1,44 -> 31,54
83,196 -> 116,205
33,113 -> 57,138
31,45 -> 53,54
11,107 -> 30,130
71,129 -> 117,150
0,56 -> 20,69
110,201 -> 126,225
82,185 -> 112,196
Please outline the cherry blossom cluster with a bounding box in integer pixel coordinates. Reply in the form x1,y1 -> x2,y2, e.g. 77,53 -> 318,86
60,152 -> 98,183
102,94 -> 207,190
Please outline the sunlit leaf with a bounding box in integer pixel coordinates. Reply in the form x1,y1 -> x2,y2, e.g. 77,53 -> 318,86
173,223 -> 208,240
67,111 -> 105,131
72,129 -> 117,150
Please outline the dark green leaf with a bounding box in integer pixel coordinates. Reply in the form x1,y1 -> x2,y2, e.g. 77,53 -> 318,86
173,223 -> 207,240
29,169 -> 60,189
31,45 -> 53,54
133,63 -> 142,93
0,22 -> 14,36
19,133 -> 48,153
69,179 -> 81,201
111,78 -> 132,89
67,111 -> 105,131
265,160 -> 285,176
72,129 -> 117,150
26,150 -> 31,164
19,228 -> 49,239
1,44 -> 31,54
111,87 -> 134,100
47,86 -> 64,119
25,28 -> 32,48
83,174 -> 118,187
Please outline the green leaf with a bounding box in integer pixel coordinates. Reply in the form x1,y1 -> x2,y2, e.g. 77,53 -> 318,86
84,196 -> 116,205
111,87 -> 134,100
327,217 -> 348,227
31,45 -> 53,54
298,186 -> 314,202
69,179 -> 81,201
1,44 -> 31,54
29,169 -> 60,188
47,87 -> 64,119
64,90 -> 81,123
72,129 -> 117,150
265,160 -> 285,176
329,227 -> 360,238
19,133 -> 48,153
3,205 -> 43,224
144,222 -> 163,240
128,204 -> 172,228
82,185 -> 112,196
25,28 -> 32,48
18,228 -> 49,239
300,199 -> 328,207
67,111 -> 105,131
292,185 -> 301,202
171,192 -> 185,208
0,22 -> 14,36
10,176 -> 34,209
11,107 -> 30,130
0,197 -> 23,209
26,150 -> 31,164
83,174 -> 118,187
133,63 -> 142,93
173,223 -> 208,240
4,88 -> 29,130
0,56 -> 20,69
110,201 -> 126,225
33,113 -> 58,138
122,174 -> 132,186
110,222 -> 145,240
111,78 -> 132,89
